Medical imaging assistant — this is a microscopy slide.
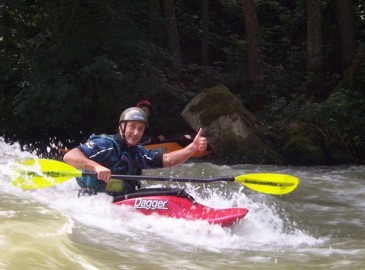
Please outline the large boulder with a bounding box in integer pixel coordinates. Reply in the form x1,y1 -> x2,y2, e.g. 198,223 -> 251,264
181,84 -> 283,164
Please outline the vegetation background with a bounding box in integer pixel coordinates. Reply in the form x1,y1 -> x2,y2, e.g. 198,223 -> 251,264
0,0 -> 364,165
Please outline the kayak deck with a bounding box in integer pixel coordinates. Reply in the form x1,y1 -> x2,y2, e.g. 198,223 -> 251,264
113,188 -> 248,227
143,142 -> 213,158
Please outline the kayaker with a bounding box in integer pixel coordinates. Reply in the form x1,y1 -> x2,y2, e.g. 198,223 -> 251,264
63,107 -> 208,197
135,99 -> 165,144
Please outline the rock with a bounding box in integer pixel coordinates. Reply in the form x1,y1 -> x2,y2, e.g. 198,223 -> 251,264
181,84 -> 283,164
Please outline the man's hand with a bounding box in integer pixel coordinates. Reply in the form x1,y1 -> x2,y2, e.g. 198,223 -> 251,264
192,128 -> 208,152
94,164 -> 111,182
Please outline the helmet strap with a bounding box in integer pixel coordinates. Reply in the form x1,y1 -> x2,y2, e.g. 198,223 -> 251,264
119,122 -> 133,147
119,122 -> 126,140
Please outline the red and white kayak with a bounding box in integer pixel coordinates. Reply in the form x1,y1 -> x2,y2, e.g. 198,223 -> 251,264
113,188 -> 248,227
142,135 -> 213,158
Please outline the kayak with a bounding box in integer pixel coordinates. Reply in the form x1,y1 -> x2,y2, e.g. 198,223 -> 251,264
113,188 -> 248,227
143,141 -> 213,158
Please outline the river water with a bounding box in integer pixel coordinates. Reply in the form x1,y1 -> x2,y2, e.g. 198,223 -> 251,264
0,137 -> 364,270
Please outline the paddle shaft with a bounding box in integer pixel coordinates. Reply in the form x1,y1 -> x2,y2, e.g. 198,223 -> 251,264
83,171 -> 234,183
13,159 -> 299,194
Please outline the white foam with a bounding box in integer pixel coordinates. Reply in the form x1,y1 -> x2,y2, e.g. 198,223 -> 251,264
0,137 -> 324,253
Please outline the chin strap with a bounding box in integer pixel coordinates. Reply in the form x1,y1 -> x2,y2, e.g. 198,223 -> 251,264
118,123 -> 126,139
119,122 -> 134,147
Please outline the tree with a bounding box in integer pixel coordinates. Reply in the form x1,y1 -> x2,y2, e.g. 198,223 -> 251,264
241,0 -> 263,88
307,0 -> 324,98
201,0 -> 209,66
162,0 -> 182,75
335,0 -> 356,72
149,0 -> 163,46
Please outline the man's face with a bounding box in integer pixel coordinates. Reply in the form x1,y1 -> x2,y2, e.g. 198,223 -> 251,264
122,121 -> 146,146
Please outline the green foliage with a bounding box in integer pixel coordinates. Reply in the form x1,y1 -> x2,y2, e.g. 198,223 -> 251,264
262,88 -> 365,164
14,74 -> 82,135
0,0 -> 364,164
284,135 -> 326,165
1,0 -> 163,141
318,88 -> 365,146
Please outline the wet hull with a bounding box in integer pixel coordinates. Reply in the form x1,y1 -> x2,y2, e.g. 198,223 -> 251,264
113,191 -> 248,227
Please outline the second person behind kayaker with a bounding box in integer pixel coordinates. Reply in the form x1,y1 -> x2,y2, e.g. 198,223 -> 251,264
135,99 -> 165,145
63,107 -> 208,196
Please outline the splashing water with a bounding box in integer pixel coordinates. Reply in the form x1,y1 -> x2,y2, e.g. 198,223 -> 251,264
2,137 -> 363,270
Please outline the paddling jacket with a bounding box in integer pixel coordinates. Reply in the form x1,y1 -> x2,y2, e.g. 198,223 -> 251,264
77,133 -> 163,196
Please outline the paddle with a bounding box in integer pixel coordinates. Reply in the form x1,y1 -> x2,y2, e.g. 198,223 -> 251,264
11,159 -> 299,195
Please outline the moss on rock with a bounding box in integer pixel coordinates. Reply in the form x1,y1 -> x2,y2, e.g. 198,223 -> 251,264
183,84 -> 284,164
202,86 -> 241,126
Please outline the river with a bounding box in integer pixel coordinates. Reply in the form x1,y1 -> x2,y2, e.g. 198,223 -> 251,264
0,137 -> 364,270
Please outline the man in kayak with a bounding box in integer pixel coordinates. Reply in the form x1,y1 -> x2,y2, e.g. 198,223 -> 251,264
136,99 -> 165,145
63,107 -> 208,196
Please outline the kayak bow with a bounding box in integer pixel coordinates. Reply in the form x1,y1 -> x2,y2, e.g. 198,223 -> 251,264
113,188 -> 248,227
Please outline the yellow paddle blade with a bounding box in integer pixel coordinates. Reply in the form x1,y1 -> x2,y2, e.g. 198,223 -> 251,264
234,173 -> 299,195
12,159 -> 82,189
